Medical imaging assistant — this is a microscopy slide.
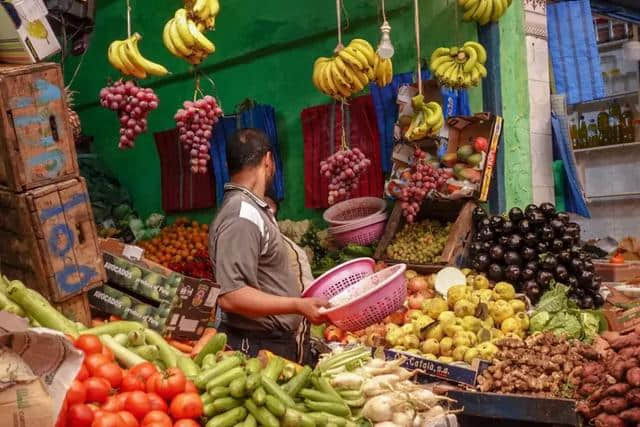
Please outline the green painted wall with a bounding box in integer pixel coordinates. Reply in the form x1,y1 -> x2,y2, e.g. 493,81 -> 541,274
64,0 -> 486,223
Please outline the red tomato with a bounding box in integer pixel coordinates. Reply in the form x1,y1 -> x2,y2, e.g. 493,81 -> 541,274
146,369 -> 186,401
146,393 -> 168,412
184,381 -> 197,394
91,412 -> 124,427
67,380 -> 87,405
115,392 -> 131,408
84,377 -> 111,404
121,372 -> 146,392
168,393 -> 203,420
172,420 -> 200,427
141,411 -> 172,427
124,391 -> 151,420
68,403 -> 95,427
85,354 -> 110,376
144,423 -> 172,427
94,362 -> 123,388
77,365 -> 90,381
117,411 -> 140,427
130,362 -> 158,381
55,398 -> 68,427
101,395 -> 124,412
101,344 -> 115,362
74,335 -> 103,355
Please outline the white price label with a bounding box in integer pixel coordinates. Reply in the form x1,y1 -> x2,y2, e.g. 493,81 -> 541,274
123,245 -> 144,261
14,0 -> 48,21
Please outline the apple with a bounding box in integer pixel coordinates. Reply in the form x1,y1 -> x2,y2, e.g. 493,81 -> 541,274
388,308 -> 407,325
404,309 -> 423,324
323,325 -> 345,342
473,136 -> 489,153
408,293 -> 426,310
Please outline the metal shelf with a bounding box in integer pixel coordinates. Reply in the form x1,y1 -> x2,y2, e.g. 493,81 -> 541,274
568,91 -> 638,109
574,141 -> 640,154
587,191 -> 640,202
598,39 -> 632,50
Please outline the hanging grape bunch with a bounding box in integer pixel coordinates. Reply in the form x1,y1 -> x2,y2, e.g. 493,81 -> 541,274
399,148 -> 452,223
173,95 -> 223,174
99,80 -> 159,149
320,148 -> 371,205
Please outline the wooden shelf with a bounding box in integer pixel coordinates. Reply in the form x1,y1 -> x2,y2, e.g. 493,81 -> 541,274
574,141 -> 640,154
598,39 -> 633,50
568,91 -> 638,109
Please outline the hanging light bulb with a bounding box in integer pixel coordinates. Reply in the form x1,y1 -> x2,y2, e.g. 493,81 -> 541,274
377,20 -> 394,59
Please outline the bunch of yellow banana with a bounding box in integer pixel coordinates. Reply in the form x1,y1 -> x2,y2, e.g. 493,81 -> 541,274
163,8 -> 216,65
459,0 -> 513,25
184,0 -> 219,30
108,33 -> 169,78
404,94 -> 444,141
312,39 -> 393,100
429,41 -> 487,89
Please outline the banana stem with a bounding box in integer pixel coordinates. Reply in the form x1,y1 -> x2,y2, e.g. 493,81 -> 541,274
126,0 -> 131,38
414,0 -> 422,95
335,0 -> 342,48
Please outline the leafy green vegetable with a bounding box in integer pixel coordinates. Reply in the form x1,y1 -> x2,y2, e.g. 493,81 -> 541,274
544,312 -> 582,339
535,284 -> 569,313
529,311 -> 551,332
579,312 -> 601,342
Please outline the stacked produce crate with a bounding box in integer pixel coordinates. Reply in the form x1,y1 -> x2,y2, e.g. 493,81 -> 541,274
0,62 -> 105,324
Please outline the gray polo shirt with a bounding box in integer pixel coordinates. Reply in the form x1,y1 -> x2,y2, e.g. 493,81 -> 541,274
209,184 -> 301,332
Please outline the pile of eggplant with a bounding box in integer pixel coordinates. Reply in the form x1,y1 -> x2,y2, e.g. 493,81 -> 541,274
467,203 -> 604,308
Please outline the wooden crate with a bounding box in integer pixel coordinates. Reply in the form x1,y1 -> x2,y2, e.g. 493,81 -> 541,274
0,177 -> 105,302
0,63 -> 79,192
374,199 -> 475,274
55,292 -> 92,326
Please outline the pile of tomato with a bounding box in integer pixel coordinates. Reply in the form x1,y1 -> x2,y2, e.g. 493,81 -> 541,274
57,334 -> 203,427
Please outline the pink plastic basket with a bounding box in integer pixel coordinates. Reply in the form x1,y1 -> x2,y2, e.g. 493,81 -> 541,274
323,197 -> 387,226
322,264 -> 407,332
329,212 -> 388,248
303,258 -> 375,300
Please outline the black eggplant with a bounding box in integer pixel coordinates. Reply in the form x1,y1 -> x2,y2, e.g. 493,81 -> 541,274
585,280 -> 600,292
566,223 -> 581,239
549,219 -> 564,235
475,253 -> 491,271
490,245 -> 505,261
537,270 -> 554,287
469,241 -> 484,255
505,251 -> 523,266
478,217 -> 492,229
567,275 -> 579,288
521,267 -> 536,281
518,219 -> 533,234
578,270 -> 594,287
507,234 -> 523,250
541,255 -> 558,271
580,296 -> 594,309
498,236 -> 509,246
479,227 -> 494,242
524,280 -> 541,302
521,246 -> 537,261
574,288 -> 585,299
554,264 -> 569,282
500,220 -> 515,236
593,293 -> 604,308
555,212 -> 570,224
570,245 -> 583,257
539,202 -> 556,217
472,207 -> 488,224
509,207 -> 525,223
561,234 -> 574,248
525,260 -> 539,272
540,226 -> 555,242
489,215 -> 504,230
569,258 -> 584,274
488,264 -> 504,281
551,238 -> 565,253
527,209 -> 546,225
558,251 -> 571,265
583,260 -> 595,272
505,265 -> 521,283
579,252 -> 589,261
536,241 -> 549,254
523,232 -> 538,248
482,241 -> 493,252
568,294 -> 581,307
524,204 -> 538,216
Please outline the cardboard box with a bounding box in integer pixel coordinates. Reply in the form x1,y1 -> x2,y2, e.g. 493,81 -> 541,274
88,284 -> 163,330
0,0 -> 61,64
0,380 -> 53,427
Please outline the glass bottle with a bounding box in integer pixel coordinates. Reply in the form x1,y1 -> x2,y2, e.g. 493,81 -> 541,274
609,102 -> 622,145
569,118 -> 579,148
597,110 -> 610,145
588,119 -> 599,147
621,104 -> 634,143
578,115 -> 588,148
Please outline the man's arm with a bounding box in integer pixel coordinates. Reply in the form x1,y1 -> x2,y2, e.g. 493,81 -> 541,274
218,287 -> 328,324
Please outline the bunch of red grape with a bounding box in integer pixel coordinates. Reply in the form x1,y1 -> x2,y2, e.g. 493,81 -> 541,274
174,95 -> 223,174
99,80 -> 159,149
399,148 -> 452,223
320,147 -> 371,205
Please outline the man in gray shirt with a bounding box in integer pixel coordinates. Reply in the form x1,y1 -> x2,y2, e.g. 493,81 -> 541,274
209,128 -> 328,360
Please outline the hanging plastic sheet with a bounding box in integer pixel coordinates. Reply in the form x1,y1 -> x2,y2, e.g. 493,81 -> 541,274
551,112 -> 590,217
369,69 -> 471,172
209,103 -> 286,205
547,0 -> 606,105
301,95 -> 384,209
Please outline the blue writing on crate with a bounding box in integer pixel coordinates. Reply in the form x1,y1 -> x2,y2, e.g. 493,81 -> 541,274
28,150 -> 64,178
40,193 -> 87,221
56,265 -> 98,293
13,113 -> 47,127
48,224 -> 74,256
35,79 -> 61,103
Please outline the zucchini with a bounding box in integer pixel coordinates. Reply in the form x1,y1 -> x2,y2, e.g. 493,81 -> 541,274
205,406 -> 247,427
261,375 -> 296,408
208,387 -> 231,400
264,395 -> 286,417
195,333 -> 227,365
212,397 -> 243,413
197,356 -> 242,388
283,366 -> 312,397
202,353 -> 217,369
206,366 -> 245,390
304,401 -> 350,417
245,399 -> 279,427
245,373 -> 261,393
251,387 -> 266,406
144,328 -> 177,368
131,344 -> 159,361
100,335 -> 146,367
7,283 -> 77,336
229,375 -> 247,398
299,389 -> 343,404
81,320 -> 144,336
245,358 -> 262,374
177,355 -> 201,379
244,414 -> 257,427
263,356 -> 285,381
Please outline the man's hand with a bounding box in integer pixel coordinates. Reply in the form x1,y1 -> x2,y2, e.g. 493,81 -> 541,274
296,298 -> 330,324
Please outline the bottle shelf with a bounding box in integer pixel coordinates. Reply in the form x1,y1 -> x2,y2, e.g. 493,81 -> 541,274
587,191 -> 640,202
573,141 -> 640,154
568,91 -> 638,110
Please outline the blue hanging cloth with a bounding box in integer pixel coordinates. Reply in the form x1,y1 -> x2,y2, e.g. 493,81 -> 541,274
209,104 -> 285,205
551,112 -> 590,218
369,69 -> 472,172
547,0 -> 606,105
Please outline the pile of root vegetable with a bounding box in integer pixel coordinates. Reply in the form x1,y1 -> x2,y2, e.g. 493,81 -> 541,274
476,332 -> 599,397
575,328 -> 640,426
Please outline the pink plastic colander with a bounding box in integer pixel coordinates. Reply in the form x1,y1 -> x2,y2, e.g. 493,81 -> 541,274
321,263 -> 407,332
328,212 -> 388,248
303,257 -> 376,300
323,197 -> 387,226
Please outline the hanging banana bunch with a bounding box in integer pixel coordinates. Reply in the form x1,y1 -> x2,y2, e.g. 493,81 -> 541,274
108,33 -> 169,78
185,0 -> 219,30
312,39 -> 393,100
459,0 -> 513,25
163,7 -> 216,65
429,41 -> 487,89
405,94 -> 444,141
